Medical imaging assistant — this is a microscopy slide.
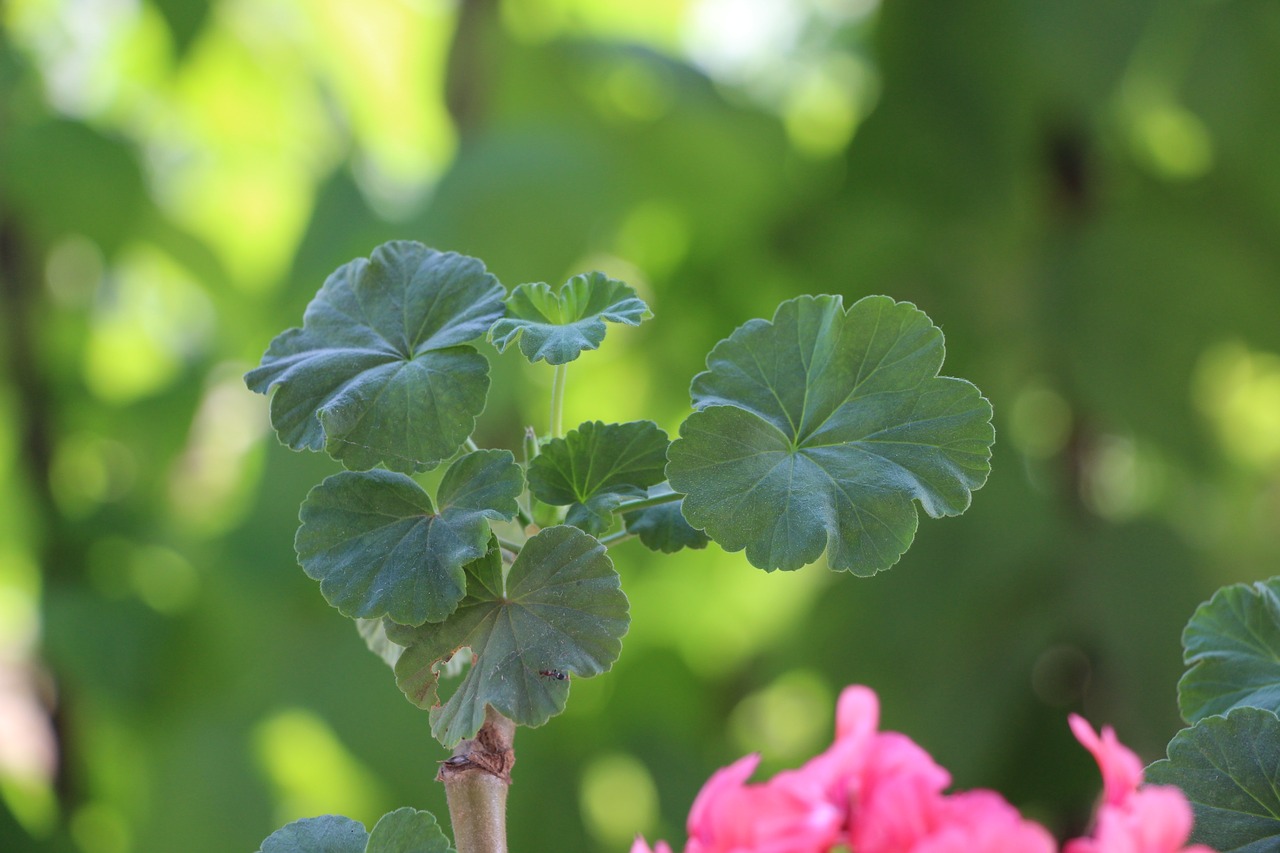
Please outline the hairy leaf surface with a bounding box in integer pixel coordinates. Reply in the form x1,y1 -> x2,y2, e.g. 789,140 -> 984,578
365,808 -> 453,853
667,295 -> 994,574
296,451 -> 523,625
1178,577 -> 1280,723
387,528 -> 629,746
1146,707 -> 1280,852
623,484 -> 710,553
246,242 -> 505,472
488,272 -> 651,364
528,420 -> 669,534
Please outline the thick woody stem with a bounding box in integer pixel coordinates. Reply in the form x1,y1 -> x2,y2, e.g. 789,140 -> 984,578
440,706 -> 516,853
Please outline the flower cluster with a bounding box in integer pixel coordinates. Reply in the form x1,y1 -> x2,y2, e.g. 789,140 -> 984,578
633,686 -> 1213,853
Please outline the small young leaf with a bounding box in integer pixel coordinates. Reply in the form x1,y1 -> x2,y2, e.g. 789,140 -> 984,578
366,808 -> 454,853
257,815 -> 367,853
527,420 -> 669,535
623,484 -> 710,553
667,295 -> 994,575
1146,707 -> 1280,852
488,272 -> 651,364
245,242 -> 505,473
386,527 -> 630,747
1178,576 -> 1280,723
296,451 -> 524,626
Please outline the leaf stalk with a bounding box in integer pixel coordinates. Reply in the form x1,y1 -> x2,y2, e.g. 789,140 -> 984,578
613,490 -> 684,514
550,364 -> 568,439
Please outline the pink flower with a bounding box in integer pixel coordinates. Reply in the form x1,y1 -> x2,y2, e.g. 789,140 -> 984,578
1064,716 -> 1215,853
631,838 -> 673,853
684,753 -> 844,853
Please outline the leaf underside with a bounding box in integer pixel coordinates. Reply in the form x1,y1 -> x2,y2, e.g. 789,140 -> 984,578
386,526 -> 630,746
667,294 -> 994,575
488,271 -> 651,364
295,451 -> 523,626
1146,707 -> 1280,853
245,241 -> 506,473
1178,576 -> 1280,723
528,420 -> 670,535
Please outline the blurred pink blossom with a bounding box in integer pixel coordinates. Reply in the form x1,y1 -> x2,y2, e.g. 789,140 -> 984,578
630,686 -> 1213,853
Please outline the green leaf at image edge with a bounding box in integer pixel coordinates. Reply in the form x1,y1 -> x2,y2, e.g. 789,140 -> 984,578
528,420 -> 670,535
256,809 -> 453,853
257,814 -> 367,853
667,294 -> 994,575
1178,576 -> 1280,724
387,527 -> 630,747
245,241 -> 505,473
488,271 -> 651,364
1146,707 -> 1280,852
296,451 -> 524,626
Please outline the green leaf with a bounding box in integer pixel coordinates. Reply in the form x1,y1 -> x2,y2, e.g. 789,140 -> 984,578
296,451 -> 524,625
527,421 -> 669,535
366,808 -> 454,853
386,527 -> 629,746
257,815 -> 367,853
666,295 -> 994,574
1146,707 -> 1280,852
245,242 -> 505,473
357,618 -> 405,669
623,484 -> 710,553
1178,577 -> 1280,724
487,272 -> 651,364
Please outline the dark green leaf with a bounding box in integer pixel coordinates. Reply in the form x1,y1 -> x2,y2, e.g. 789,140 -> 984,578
387,527 -> 629,746
366,808 -> 454,853
245,242 -> 505,473
257,815 -> 367,853
296,451 -> 523,625
623,484 -> 710,553
527,421 -> 669,535
1146,707 -> 1280,852
1179,577 -> 1280,723
487,272 -> 651,364
667,295 -> 994,574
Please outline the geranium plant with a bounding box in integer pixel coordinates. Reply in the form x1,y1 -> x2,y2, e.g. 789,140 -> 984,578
245,241 -> 1278,853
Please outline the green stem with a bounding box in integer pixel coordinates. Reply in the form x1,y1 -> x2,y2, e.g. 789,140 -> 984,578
549,363 -> 568,439
496,536 -> 524,555
440,707 -> 515,853
465,437 -> 481,453
613,490 -> 684,514
598,530 -> 633,548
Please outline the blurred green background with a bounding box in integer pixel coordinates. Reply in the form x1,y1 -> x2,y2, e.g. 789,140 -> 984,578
3,0 -> 1280,850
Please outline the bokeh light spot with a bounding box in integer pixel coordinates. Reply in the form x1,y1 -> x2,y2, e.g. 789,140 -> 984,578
579,753 -> 659,847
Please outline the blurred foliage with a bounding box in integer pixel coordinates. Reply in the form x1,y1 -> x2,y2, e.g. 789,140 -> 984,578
2,0 -> 1280,851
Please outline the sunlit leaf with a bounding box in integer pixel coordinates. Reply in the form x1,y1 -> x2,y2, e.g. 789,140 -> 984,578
357,618 -> 405,670
296,451 -> 523,625
1178,577 -> 1280,724
528,420 -> 669,534
366,808 -> 453,853
623,484 -> 710,553
256,815 -> 366,853
487,272 -> 651,364
387,527 -> 629,746
245,242 -> 505,473
667,295 -> 994,574
1146,707 -> 1280,852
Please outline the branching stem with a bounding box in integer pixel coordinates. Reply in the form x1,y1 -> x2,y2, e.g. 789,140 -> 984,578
441,707 -> 515,853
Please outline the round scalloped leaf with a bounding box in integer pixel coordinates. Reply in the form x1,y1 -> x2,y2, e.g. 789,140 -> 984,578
487,272 -> 651,364
1178,577 -> 1280,724
623,484 -> 710,553
528,420 -> 669,535
256,815 -> 367,853
245,242 -> 505,473
386,527 -> 629,747
667,295 -> 994,574
296,451 -> 523,626
366,808 -> 454,853
1146,707 -> 1280,852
